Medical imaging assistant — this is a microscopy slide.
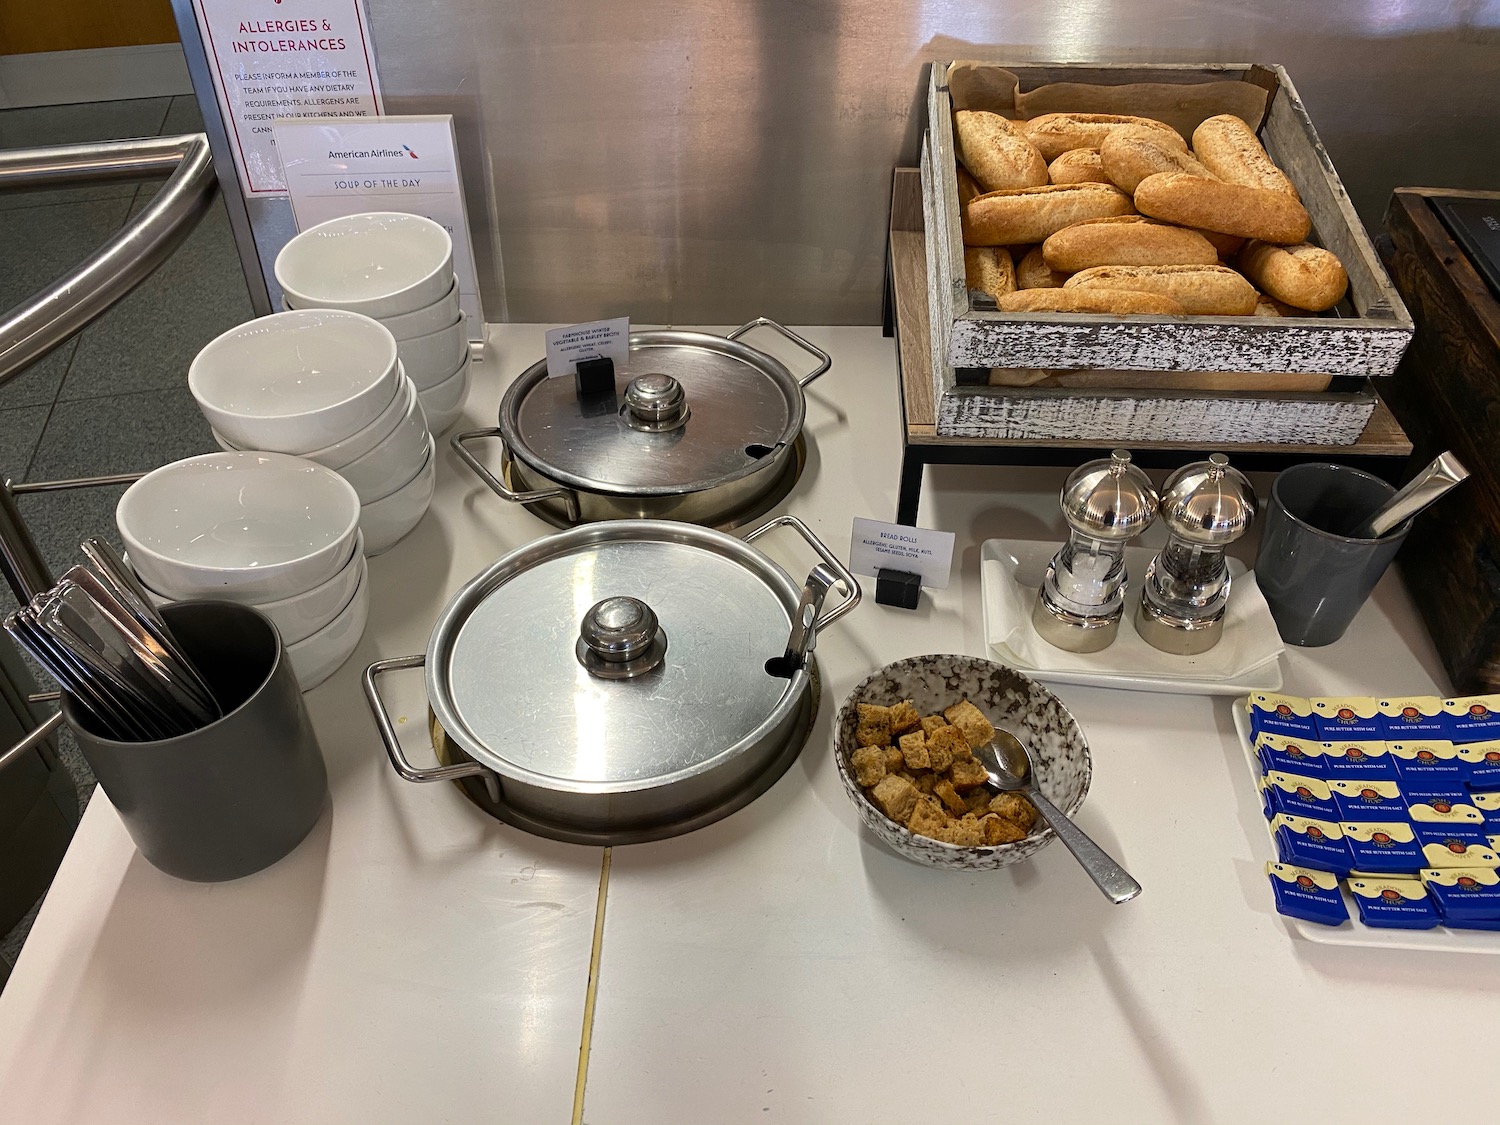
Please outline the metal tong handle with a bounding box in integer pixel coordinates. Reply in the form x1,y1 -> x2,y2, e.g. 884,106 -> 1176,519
363,655 -> 496,785
450,429 -> 582,522
743,513 -> 861,632
727,318 -> 832,389
1358,451 -> 1468,538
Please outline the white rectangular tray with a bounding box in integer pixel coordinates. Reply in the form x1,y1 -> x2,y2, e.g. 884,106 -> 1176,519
981,539 -> 1283,696
1231,698 -> 1500,954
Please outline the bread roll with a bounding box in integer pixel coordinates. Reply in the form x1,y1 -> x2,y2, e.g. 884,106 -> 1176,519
964,246 -> 1017,301
1238,240 -> 1349,311
962,183 -> 1135,246
1042,216 -> 1218,272
1252,293 -> 1297,317
1134,173 -> 1311,244
1194,228 -> 1246,258
954,111 -> 1049,192
1016,245 -> 1068,289
1099,132 -> 1214,194
998,288 -> 1186,316
1048,148 -> 1110,185
1065,264 -> 1258,315
955,165 -> 985,208
1024,113 -> 1187,161
1192,114 -> 1299,198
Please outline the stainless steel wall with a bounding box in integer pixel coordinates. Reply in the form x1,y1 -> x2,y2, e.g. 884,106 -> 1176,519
210,1 -> 1500,325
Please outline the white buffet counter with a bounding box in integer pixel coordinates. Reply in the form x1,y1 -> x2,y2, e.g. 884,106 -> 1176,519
0,324 -> 1483,1125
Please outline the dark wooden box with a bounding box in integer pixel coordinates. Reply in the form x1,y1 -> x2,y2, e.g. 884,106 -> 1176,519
1383,188 -> 1500,692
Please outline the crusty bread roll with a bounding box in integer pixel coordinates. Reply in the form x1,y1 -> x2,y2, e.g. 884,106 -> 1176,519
954,111 -> 1049,192
1193,228 -> 1246,258
998,288 -> 1186,315
1252,293 -> 1301,317
1238,240 -> 1349,311
962,183 -> 1135,246
955,165 -> 985,208
964,246 -> 1017,301
1134,173 -> 1311,243
1048,148 -> 1111,185
1042,216 -> 1218,272
1065,264 -> 1258,315
1016,245 -> 1068,289
1023,113 -> 1187,162
1099,132 -> 1215,194
1192,114 -> 1299,199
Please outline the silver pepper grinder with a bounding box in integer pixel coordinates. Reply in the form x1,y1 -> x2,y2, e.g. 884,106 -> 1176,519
1136,453 -> 1256,655
1032,450 -> 1159,653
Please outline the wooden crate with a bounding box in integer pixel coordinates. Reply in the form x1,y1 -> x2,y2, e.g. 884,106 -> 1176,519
1383,188 -> 1500,692
924,62 -> 1413,380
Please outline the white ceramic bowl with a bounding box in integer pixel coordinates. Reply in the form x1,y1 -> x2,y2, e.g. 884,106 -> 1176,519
377,277 -> 462,340
360,435 -> 436,555
285,559 -> 370,690
396,315 -> 467,389
275,212 -> 454,320
211,370 -> 418,469
338,379 -> 431,502
117,452 -> 361,602
139,533 -> 367,646
189,309 -> 399,454
415,353 -> 471,435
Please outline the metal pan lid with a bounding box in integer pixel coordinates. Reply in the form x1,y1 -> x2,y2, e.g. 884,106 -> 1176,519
425,520 -> 806,792
499,330 -> 804,498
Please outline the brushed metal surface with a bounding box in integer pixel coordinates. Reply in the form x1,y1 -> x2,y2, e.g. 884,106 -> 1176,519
179,0 -> 1500,323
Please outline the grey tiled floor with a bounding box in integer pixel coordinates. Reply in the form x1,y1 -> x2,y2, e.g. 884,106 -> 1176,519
0,95 -> 252,977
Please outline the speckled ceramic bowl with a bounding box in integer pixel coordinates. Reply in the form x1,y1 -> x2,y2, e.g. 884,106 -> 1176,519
834,654 -> 1092,869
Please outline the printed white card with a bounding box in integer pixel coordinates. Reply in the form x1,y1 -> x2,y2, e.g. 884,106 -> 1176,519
848,518 -> 955,589
544,318 -> 630,378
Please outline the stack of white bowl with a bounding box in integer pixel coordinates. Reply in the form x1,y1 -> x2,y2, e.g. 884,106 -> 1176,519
118,453 -> 367,691
275,212 -> 471,434
190,308 -> 436,556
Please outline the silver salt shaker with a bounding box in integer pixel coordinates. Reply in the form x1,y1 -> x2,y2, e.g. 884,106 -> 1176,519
1136,453 -> 1256,655
1032,450 -> 1159,653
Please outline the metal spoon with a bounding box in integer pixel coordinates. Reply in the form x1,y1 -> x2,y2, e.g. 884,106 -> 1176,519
974,728 -> 1142,904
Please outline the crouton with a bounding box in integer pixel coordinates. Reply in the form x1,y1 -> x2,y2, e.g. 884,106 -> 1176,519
948,755 -> 991,792
981,814 -> 1027,845
920,715 -> 950,737
943,816 -> 986,846
855,703 -> 892,748
943,700 -> 996,750
926,733 -> 955,773
850,745 -> 887,788
883,746 -> 905,774
934,779 -> 968,816
964,788 -> 993,814
869,774 -> 919,823
888,700 -> 922,735
914,772 -> 938,794
988,792 -> 1038,833
906,797 -> 950,840
898,730 -> 929,770
927,725 -> 968,769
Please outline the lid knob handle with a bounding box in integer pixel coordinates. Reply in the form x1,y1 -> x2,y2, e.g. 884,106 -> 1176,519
577,596 -> 668,678
623,373 -> 689,430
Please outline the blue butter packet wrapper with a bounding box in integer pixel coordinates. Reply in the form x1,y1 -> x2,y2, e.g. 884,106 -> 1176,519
1271,815 -> 1351,875
1421,839 -> 1500,868
1250,694 -> 1317,740
1256,733 -> 1327,779
1457,742 -> 1500,790
1264,771 -> 1340,821
1342,821 -> 1426,874
1421,866 -> 1500,921
1312,697 -> 1384,741
1441,696 -> 1500,742
1347,876 -> 1440,930
1377,696 -> 1448,740
1388,740 -> 1465,790
1471,792 -> 1500,828
1443,916 -> 1500,931
1328,778 -> 1406,822
1320,741 -> 1398,782
1266,862 -> 1348,927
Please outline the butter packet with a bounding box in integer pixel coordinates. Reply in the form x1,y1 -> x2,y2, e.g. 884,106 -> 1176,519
1311,697 -> 1383,741
1420,839 -> 1500,868
1320,741 -> 1398,782
1420,866 -> 1500,922
1249,693 -> 1317,740
1387,740 -> 1465,791
1376,696 -> 1448,740
1271,814 -> 1351,875
1256,733 -> 1327,779
1327,778 -> 1406,822
1347,876 -> 1440,930
1406,791 -> 1485,828
1264,771 -> 1340,821
1470,791 -> 1500,827
1266,862 -> 1348,927
1342,821 -> 1426,874
1457,741 -> 1500,790
1441,695 -> 1500,742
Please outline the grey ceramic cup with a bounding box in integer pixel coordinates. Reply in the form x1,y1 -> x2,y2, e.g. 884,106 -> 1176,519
1254,463 -> 1411,647
62,601 -> 328,882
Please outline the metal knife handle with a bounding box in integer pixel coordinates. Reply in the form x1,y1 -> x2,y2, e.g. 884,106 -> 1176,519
1026,785 -> 1142,905
450,428 -> 582,522
727,318 -> 832,388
